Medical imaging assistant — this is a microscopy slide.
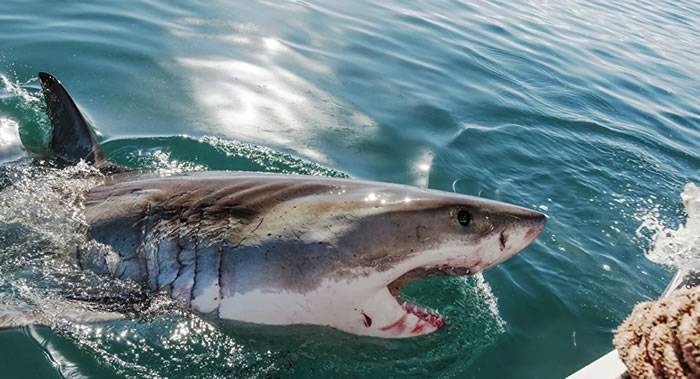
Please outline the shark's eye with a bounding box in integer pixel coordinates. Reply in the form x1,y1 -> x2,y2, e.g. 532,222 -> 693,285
457,210 -> 472,226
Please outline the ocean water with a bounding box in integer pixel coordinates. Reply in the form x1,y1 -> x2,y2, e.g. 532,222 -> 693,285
0,0 -> 698,377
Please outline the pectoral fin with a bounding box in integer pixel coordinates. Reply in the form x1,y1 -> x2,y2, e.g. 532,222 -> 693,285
0,304 -> 41,329
0,302 -> 124,330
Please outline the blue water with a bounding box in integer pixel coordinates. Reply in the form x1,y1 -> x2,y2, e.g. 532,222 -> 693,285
0,0 -> 698,377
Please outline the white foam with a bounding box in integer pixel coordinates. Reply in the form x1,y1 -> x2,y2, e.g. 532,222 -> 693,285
0,117 -> 22,162
473,274 -> 506,330
643,183 -> 700,270
0,162 -> 102,252
0,74 -> 41,104
0,74 -> 41,162
123,148 -> 206,176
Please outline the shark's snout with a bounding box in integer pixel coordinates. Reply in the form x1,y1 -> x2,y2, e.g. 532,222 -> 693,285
524,214 -> 547,242
481,205 -> 547,270
511,209 -> 547,245
517,210 -> 547,248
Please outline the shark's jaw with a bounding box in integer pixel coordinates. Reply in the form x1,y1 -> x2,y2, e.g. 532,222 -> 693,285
214,253 -> 479,338
351,217 -> 546,338
384,265 -> 473,332
361,254 -> 479,338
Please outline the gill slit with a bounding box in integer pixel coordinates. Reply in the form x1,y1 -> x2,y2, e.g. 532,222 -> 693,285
190,210 -> 203,305
216,244 -> 224,316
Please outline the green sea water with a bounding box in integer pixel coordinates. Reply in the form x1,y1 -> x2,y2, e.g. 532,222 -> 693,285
0,0 -> 698,377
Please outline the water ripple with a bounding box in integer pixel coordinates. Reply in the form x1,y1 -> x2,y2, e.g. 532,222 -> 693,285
0,0 -> 699,377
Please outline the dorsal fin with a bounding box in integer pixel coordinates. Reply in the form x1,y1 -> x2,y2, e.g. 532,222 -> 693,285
38,72 -> 109,167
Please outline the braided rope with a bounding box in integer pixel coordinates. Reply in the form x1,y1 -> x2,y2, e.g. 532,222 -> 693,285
614,286 -> 700,379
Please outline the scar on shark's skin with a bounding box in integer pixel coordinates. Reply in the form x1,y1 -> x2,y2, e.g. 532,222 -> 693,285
499,232 -> 507,251
361,311 -> 372,327
380,314 -> 407,333
232,217 -> 265,248
411,322 -> 428,334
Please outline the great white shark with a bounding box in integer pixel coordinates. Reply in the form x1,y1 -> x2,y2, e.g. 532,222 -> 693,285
1,72 -> 546,338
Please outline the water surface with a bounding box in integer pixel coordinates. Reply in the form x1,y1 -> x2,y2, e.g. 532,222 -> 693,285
1,0 -> 699,377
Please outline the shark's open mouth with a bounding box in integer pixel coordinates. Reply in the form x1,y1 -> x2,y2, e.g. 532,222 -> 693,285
386,265 -> 473,331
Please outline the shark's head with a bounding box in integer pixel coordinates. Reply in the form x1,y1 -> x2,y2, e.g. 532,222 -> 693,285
239,177 -> 547,338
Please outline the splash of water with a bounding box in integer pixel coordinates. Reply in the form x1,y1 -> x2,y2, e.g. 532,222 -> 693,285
0,73 -> 50,153
0,74 -> 41,104
201,135 -> 348,177
0,74 -> 38,161
122,147 -> 207,175
0,161 -> 102,252
638,183 -> 700,271
0,117 -> 21,161
473,274 -> 506,331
